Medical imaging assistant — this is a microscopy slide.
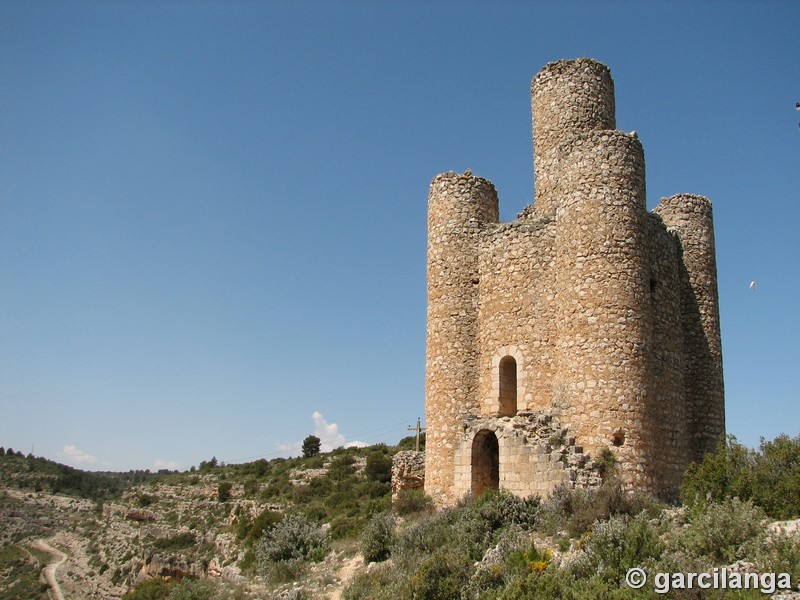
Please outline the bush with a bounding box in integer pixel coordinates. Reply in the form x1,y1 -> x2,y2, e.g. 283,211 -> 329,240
682,435 -> 755,507
506,540 -> 553,575
360,512 -> 395,563
462,489 -> 540,531
365,451 -> 392,484
343,564 -> 408,599
750,530 -> 800,584
393,489 -> 432,516
243,479 -> 259,497
410,548 -> 472,600
152,532 -> 196,551
576,512 -> 664,585
391,508 -> 461,569
396,433 -> 425,452
751,434 -> 800,519
594,447 -> 618,478
243,508 -> 283,546
540,481 -> 661,538
255,513 -> 328,583
217,482 -> 232,502
165,579 -> 216,600
674,497 -> 767,564
137,494 -> 156,507
682,433 -> 800,519
122,578 -> 176,599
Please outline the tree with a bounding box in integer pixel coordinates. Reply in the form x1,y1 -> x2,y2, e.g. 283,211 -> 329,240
302,435 -> 321,458
365,451 -> 392,483
199,456 -> 218,472
218,481 -> 233,502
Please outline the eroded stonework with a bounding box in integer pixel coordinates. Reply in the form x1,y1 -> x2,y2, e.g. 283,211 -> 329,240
424,58 -> 724,507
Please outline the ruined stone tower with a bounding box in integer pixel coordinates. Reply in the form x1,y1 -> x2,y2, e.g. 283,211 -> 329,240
424,59 -> 724,506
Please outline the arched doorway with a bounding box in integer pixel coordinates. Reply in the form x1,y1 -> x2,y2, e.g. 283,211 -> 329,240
471,429 -> 499,496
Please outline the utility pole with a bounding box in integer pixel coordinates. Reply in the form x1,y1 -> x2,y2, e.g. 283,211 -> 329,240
407,418 -> 426,452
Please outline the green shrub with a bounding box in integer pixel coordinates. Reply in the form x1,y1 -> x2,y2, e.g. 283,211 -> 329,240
165,579 -> 216,600
391,509 -> 459,568
448,491 -> 541,562
674,497 -> 767,564
396,433 -> 425,452
327,455 -> 356,481
343,564 -> 408,599
122,578 -> 176,599
751,434 -> 800,519
540,481 -> 661,537
682,433 -> 800,520
328,514 -> 367,540
137,494 -> 156,507
393,489 -> 433,516
750,530 -> 800,583
506,539 -> 553,575
360,512 -> 395,563
682,435 -> 755,508
152,532 -> 196,551
365,452 -> 392,484
410,548 -> 472,600
255,513 -> 328,583
577,512 -> 664,585
594,447 -> 618,478
243,508 -> 282,546
464,489 -> 540,530
217,481 -> 232,502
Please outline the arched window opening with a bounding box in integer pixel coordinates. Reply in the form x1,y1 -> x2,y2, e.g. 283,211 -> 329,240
498,355 -> 518,417
471,429 -> 499,496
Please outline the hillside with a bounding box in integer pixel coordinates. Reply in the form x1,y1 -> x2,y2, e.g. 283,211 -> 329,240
0,440 -> 406,599
1,434 -> 799,599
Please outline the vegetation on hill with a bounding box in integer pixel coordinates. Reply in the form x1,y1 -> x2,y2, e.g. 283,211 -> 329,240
343,434 -> 800,599
0,449 -> 159,501
1,433 -> 798,600
682,434 -> 800,520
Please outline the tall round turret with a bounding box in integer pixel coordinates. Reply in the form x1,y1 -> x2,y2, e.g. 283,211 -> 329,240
425,172 -> 499,506
531,59 -> 616,217
653,194 -> 724,460
553,130 -> 654,491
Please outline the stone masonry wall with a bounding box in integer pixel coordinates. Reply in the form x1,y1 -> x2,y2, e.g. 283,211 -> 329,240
425,173 -> 498,507
477,219 -> 557,416
654,194 -> 725,462
424,58 -> 724,507
391,451 -> 425,503
451,410 -> 603,500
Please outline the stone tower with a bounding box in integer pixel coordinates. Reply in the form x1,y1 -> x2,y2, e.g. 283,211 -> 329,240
424,59 -> 724,507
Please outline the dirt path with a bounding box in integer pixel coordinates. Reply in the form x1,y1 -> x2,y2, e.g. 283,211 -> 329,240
329,554 -> 364,600
30,538 -> 68,600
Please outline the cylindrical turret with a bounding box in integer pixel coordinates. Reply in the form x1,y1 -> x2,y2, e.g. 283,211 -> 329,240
531,59 -> 616,217
425,172 -> 499,506
653,194 -> 724,461
553,130 -> 654,491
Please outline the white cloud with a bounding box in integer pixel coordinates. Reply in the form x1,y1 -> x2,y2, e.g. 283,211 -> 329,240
276,412 -> 362,456
312,411 -> 345,451
63,444 -> 97,465
154,459 -> 180,470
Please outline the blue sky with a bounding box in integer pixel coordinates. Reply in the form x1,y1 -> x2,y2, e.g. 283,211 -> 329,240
1,1 -> 797,471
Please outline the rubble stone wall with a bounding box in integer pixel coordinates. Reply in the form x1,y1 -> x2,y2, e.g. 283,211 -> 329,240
424,58 -> 724,507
